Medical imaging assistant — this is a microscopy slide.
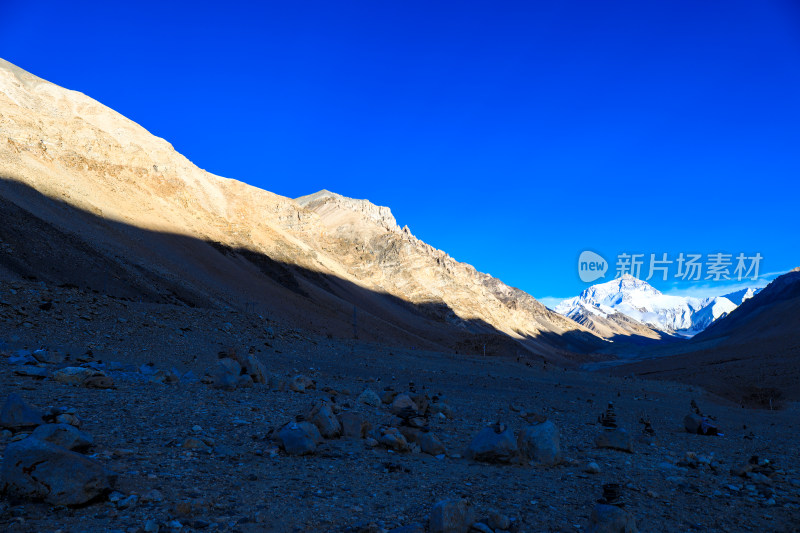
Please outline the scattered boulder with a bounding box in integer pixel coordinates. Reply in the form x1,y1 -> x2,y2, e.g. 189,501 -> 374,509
417,431 -> 446,456
13,366 -> 51,379
466,424 -> 519,464
587,504 -> 638,533
181,437 -> 209,450
585,462 -> 602,474
277,422 -> 321,455
429,499 -> 474,533
429,401 -> 454,419
488,511 -> 511,531
32,349 -> 64,364
83,374 -> 115,389
379,427 -> 410,452
52,367 -> 94,385
683,414 -> 719,436
0,393 -> 44,430
0,437 -> 116,505
290,374 -> 315,393
382,389 -> 399,404
30,424 -> 93,451
206,358 -> 241,390
237,374 -> 254,388
595,429 -> 634,453
307,402 -> 342,439
517,420 -> 561,465
339,411 -> 370,439
390,394 -> 419,416
358,388 -> 382,407
242,355 -> 268,384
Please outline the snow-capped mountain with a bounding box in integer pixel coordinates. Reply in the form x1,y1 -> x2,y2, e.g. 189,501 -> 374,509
554,274 -> 739,337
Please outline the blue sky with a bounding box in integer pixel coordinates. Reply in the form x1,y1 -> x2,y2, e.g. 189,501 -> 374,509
2,1 -> 798,304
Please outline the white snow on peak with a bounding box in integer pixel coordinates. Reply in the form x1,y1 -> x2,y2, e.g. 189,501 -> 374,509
555,275 -> 740,336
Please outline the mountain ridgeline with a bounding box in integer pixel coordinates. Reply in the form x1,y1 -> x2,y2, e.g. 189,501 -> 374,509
0,58 -> 603,364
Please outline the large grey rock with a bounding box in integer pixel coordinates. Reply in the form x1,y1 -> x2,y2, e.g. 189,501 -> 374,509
429,499 -> 474,533
32,350 -> 64,364
683,413 -> 719,435
339,411 -> 370,439
595,429 -> 634,453
357,388 -> 382,407
587,504 -> 638,533
418,431 -> 446,456
466,425 -> 519,464
52,367 -> 95,385
290,374 -> 315,393
208,358 -> 241,390
0,393 -> 43,430
518,420 -> 561,465
307,402 -> 341,439
379,427 -> 410,452
242,355 -> 268,384
277,422 -> 321,455
0,437 -> 116,505
30,424 -> 93,451
390,394 -> 418,416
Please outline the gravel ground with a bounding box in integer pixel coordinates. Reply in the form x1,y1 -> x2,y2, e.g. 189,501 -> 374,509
1,279 -> 799,532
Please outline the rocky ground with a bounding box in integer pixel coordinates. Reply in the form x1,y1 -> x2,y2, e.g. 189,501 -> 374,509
1,278 -> 799,532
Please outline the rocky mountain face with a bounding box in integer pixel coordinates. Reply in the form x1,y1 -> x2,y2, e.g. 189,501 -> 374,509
0,58 -> 604,362
607,268 -> 800,406
555,274 -> 739,337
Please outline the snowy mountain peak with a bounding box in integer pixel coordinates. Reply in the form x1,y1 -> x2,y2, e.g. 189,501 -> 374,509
556,276 -> 741,337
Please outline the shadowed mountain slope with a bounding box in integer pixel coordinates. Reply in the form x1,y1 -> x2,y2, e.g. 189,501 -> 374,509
607,269 -> 800,406
0,57 -> 606,362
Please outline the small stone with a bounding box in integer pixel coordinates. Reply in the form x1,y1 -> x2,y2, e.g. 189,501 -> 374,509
141,489 -> 164,503
429,499 -> 474,533
143,519 -> 160,532
488,510 -> 511,530
181,437 -> 208,450
365,437 -> 379,448
289,374 -> 315,393
470,523 -> 493,533
585,462 -> 602,474
588,503 -> 638,533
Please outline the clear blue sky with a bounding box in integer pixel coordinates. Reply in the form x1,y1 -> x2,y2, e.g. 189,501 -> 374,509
2,1 -> 799,303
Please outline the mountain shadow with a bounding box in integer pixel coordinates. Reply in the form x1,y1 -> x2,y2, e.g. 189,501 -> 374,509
0,177 -> 608,365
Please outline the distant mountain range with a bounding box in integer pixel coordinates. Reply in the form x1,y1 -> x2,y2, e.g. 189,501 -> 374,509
554,274 -> 761,338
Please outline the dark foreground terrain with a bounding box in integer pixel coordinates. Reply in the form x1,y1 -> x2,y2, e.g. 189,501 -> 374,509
1,279 -> 799,533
